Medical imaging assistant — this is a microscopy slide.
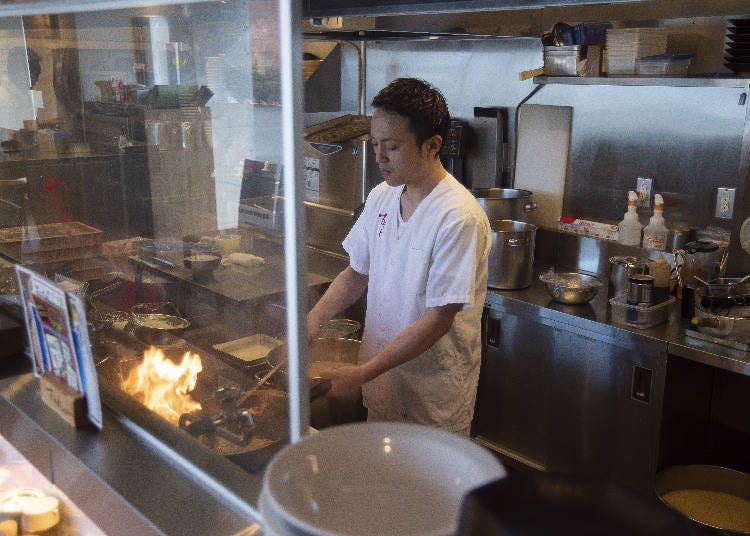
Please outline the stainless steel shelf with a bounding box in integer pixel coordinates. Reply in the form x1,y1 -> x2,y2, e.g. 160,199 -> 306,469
533,75 -> 750,88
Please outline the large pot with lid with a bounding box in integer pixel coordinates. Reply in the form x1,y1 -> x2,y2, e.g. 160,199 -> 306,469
488,220 -> 537,290
472,188 -> 537,222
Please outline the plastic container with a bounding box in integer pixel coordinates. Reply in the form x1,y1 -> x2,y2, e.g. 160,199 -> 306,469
617,190 -> 642,246
648,254 -> 672,303
635,53 -> 693,77
609,296 -> 675,329
643,193 -> 668,251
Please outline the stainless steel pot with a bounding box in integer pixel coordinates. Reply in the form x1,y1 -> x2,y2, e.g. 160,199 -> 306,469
608,256 -> 649,299
472,188 -> 537,222
488,220 -> 537,290
655,464 -> 750,535
691,303 -> 750,342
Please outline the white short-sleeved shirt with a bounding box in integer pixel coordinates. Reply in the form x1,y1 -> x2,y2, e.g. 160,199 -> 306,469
343,174 -> 491,434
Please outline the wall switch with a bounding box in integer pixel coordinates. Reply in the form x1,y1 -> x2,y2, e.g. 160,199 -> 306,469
636,177 -> 653,209
715,187 -> 736,219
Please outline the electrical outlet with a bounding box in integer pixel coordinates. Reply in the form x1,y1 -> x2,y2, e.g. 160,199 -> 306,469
715,187 -> 736,219
636,177 -> 653,209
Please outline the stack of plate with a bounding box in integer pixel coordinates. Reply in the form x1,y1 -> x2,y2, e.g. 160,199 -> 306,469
725,19 -> 750,76
259,422 -> 507,536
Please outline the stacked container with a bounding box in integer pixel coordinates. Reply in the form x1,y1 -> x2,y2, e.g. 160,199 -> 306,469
606,28 -> 667,75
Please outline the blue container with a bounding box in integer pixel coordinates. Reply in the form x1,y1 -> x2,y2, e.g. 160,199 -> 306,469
574,22 -> 613,45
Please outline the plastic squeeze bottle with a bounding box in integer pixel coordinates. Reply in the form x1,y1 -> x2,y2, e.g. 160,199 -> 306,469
642,193 -> 668,250
617,190 -> 642,246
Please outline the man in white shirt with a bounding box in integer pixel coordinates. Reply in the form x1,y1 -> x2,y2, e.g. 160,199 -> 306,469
307,78 -> 491,436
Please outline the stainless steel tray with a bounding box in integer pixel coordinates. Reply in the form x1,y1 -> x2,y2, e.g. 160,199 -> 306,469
212,334 -> 282,364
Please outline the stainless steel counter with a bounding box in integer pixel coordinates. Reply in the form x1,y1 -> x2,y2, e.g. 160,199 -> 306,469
486,276 -> 750,377
0,363 -> 263,536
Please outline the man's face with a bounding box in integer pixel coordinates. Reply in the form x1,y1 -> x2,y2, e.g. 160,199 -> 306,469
370,108 -> 435,187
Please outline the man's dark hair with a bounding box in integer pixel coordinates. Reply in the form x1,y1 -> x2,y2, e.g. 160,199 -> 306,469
372,78 -> 450,153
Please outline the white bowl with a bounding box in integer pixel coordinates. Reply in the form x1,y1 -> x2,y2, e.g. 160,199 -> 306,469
261,422 -> 506,536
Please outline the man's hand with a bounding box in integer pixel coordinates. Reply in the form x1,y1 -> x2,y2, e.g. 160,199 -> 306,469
319,365 -> 369,398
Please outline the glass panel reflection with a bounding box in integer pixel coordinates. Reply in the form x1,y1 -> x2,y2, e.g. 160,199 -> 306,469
0,1 -> 303,475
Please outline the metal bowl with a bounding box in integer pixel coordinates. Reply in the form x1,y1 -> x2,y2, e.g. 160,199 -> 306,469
185,254 -> 221,281
539,271 -> 603,305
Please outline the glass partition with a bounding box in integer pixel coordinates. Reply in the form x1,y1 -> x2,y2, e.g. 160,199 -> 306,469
0,0 -> 320,478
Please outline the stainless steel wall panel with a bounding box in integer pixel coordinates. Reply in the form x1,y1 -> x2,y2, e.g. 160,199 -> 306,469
362,37 -> 541,188
529,83 -> 747,233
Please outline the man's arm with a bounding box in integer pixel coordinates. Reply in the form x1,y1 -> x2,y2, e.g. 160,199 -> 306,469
307,266 -> 368,342
321,302 -> 461,396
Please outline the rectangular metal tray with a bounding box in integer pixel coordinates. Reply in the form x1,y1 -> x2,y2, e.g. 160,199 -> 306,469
212,333 -> 282,365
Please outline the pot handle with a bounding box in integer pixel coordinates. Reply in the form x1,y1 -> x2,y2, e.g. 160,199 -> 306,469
505,238 -> 528,247
523,202 -> 538,212
691,316 -> 721,329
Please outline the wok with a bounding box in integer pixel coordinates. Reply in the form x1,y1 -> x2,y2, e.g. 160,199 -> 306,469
130,302 -> 190,346
692,302 -> 750,341
262,337 -> 360,393
267,337 -> 359,374
696,277 -> 750,301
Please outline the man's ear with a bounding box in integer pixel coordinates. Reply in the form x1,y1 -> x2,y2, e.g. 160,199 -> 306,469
425,134 -> 442,158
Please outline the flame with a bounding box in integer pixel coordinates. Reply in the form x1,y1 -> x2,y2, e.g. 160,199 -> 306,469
122,346 -> 203,424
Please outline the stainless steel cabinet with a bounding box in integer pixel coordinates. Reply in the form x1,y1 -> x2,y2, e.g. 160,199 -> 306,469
473,304 -> 668,493
472,308 -> 554,471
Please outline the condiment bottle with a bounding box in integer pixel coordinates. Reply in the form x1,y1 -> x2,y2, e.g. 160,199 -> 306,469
617,190 -> 642,246
648,253 -> 671,304
642,193 -> 668,250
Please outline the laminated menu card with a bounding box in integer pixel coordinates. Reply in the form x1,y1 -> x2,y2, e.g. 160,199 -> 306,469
14,265 -> 102,429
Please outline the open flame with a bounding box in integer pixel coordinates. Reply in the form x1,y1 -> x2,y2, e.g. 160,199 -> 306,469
121,346 -> 203,424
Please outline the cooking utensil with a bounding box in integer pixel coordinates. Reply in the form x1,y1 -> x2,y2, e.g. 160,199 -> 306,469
471,188 -> 537,222
184,253 -> 221,281
255,343 -> 337,400
656,464 -> 750,535
538,269 -> 602,305
673,240 -> 729,289
130,302 -> 190,345
238,359 -> 284,409
488,220 -> 537,290
459,471 -> 698,535
691,300 -> 750,341
608,256 -> 649,299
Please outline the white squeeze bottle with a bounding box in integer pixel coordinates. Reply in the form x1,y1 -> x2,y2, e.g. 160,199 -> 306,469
618,190 -> 642,246
643,193 -> 668,250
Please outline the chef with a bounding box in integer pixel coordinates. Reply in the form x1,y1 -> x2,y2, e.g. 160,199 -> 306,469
307,78 -> 491,436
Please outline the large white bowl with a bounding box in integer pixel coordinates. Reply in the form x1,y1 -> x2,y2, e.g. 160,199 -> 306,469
261,422 -> 506,536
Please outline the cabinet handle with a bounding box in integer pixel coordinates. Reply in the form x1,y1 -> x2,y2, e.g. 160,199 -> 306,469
631,365 -> 652,404
486,316 -> 500,348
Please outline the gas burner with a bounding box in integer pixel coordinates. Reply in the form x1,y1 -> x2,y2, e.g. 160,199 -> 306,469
179,387 -> 255,446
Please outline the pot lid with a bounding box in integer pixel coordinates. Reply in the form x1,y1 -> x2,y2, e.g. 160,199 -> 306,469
685,240 -> 721,253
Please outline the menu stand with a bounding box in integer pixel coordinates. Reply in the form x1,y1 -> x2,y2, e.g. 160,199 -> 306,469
39,372 -> 88,428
